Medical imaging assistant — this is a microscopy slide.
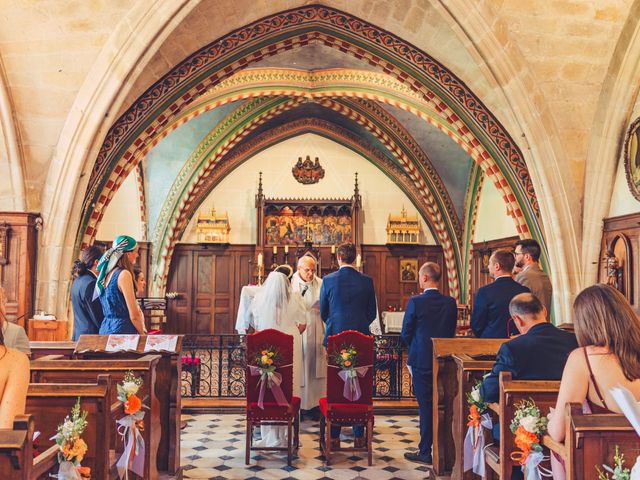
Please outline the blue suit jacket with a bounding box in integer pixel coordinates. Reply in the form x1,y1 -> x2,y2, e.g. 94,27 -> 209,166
320,266 -> 377,346
470,276 -> 530,338
401,289 -> 458,370
480,322 -> 578,403
70,272 -> 105,341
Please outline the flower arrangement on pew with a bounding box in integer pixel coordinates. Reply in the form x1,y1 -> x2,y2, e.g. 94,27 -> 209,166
510,398 -> 552,480
52,397 -> 91,480
463,380 -> 492,475
597,445 -> 633,480
333,344 -> 370,402
116,371 -> 146,480
250,346 -> 289,409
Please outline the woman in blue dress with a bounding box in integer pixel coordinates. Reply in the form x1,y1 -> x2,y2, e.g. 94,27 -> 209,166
94,235 -> 146,335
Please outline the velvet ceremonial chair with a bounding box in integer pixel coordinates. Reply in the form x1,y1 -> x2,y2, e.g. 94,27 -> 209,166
319,330 -> 375,465
245,328 -> 300,466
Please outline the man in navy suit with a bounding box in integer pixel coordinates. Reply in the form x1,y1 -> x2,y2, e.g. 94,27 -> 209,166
480,292 -> 577,402
320,243 -> 377,447
401,262 -> 457,465
471,249 -> 529,338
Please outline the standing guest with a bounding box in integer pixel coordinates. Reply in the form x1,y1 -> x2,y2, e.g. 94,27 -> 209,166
291,254 -> 325,414
513,239 -> 552,319
251,270 -> 305,448
320,243 -> 377,448
71,246 -> 104,340
471,249 -> 529,338
480,293 -> 577,403
133,267 -> 147,297
401,262 -> 457,465
0,298 -> 29,427
548,284 -> 640,439
0,286 -> 30,355
94,235 -> 146,335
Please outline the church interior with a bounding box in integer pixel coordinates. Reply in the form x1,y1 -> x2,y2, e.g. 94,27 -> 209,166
1,2 -> 640,479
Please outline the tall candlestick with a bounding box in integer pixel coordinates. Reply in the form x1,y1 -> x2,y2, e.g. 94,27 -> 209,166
273,245 -> 278,254
284,245 -> 289,254
331,245 -> 336,254
257,253 -> 263,267
356,254 -> 361,268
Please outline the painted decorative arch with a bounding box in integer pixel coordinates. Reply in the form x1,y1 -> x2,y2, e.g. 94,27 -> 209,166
79,5 -> 542,259
159,117 -> 460,295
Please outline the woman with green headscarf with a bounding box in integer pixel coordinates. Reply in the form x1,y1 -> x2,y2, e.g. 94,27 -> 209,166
93,235 -> 146,335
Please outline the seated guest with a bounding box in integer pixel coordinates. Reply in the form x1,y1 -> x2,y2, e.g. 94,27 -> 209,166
71,245 -> 104,340
548,284 -> 640,441
480,293 -> 578,403
95,235 -> 146,335
0,290 -> 29,428
401,262 -> 457,465
471,249 -> 529,338
0,286 -> 30,355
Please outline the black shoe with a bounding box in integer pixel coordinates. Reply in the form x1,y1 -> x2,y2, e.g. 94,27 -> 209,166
404,451 -> 432,464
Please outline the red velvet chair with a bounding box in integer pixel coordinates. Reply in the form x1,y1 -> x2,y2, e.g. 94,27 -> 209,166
245,328 -> 300,466
319,330 -> 375,465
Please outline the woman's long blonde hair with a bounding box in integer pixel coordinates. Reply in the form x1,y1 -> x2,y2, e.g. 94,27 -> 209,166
573,284 -> 640,381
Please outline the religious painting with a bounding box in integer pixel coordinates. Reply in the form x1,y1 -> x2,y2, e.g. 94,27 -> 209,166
399,258 -> 418,283
624,117 -> 640,201
264,206 -> 352,246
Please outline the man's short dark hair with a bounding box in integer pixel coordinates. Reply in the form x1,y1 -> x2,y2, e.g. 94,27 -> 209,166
490,249 -> 515,272
509,293 -> 544,318
337,243 -> 357,264
515,239 -> 542,261
419,262 -> 441,281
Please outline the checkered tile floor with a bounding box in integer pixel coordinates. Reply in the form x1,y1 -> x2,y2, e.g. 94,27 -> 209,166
180,414 -> 432,479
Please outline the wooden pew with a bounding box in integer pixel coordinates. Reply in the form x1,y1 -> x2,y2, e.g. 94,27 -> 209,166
26,376 -> 113,480
543,403 -> 640,480
432,338 -> 506,476
451,353 -> 496,479
74,334 -> 183,474
29,341 -> 76,359
484,372 -> 560,479
30,355 -> 161,479
0,415 -> 58,479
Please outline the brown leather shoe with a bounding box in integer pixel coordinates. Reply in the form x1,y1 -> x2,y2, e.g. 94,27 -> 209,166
354,437 -> 366,448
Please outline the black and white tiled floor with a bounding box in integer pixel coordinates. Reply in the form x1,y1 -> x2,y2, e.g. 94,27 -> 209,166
181,414 -> 432,479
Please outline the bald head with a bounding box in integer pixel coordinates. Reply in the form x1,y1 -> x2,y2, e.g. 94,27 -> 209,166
297,255 -> 316,282
419,262 -> 441,290
509,292 -> 547,334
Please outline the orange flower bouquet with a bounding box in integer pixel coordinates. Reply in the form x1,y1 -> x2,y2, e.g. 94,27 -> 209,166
463,381 -> 492,475
509,398 -> 552,479
51,397 -> 90,480
250,346 -> 287,408
116,371 -> 146,479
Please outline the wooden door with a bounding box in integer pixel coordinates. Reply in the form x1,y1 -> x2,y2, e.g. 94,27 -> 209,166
192,252 -> 214,334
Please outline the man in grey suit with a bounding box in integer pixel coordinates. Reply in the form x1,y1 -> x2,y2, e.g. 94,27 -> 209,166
514,239 -> 552,319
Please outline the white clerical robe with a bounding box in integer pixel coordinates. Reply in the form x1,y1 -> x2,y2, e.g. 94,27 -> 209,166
291,272 -> 325,410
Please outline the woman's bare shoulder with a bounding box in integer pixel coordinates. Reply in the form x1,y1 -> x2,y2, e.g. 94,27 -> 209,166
3,348 -> 29,369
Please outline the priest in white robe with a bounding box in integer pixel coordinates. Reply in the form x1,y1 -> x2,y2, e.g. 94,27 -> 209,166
291,254 -> 326,411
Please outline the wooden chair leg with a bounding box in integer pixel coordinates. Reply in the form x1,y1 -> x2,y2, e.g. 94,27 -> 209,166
326,418 -> 332,466
287,420 -> 293,466
319,416 -> 325,455
245,420 -> 251,465
294,412 -> 300,449
367,419 -> 373,466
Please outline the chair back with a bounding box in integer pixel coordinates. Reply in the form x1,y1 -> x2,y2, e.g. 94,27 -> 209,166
246,329 -> 294,405
326,330 -> 374,405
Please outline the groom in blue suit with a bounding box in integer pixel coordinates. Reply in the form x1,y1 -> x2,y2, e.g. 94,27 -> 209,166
320,243 -> 377,447
401,262 -> 457,464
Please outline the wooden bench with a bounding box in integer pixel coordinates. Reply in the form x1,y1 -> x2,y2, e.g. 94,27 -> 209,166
543,403 -> 640,480
0,415 -> 58,479
26,375 -> 113,480
432,338 -> 506,476
30,355 -> 161,479
451,353 -> 496,479
74,334 -> 183,474
29,341 -> 76,359
484,372 -> 560,479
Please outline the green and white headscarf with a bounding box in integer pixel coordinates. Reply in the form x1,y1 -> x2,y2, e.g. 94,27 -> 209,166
93,235 -> 137,299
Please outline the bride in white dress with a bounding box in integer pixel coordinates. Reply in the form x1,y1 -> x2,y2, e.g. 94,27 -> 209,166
251,270 -> 305,448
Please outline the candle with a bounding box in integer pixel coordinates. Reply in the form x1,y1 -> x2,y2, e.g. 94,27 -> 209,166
257,253 -> 263,267
273,245 -> 278,254
331,245 -> 336,254
284,245 -> 289,254
356,254 -> 361,268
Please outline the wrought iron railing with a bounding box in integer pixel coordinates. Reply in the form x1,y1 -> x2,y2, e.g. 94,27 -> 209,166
181,334 -> 413,399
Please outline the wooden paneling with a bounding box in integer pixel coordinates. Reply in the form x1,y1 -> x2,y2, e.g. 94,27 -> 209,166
470,236 -> 519,308
0,212 -> 39,328
601,212 -> 640,309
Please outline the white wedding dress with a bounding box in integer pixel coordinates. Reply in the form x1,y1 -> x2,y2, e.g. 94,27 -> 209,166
251,272 -> 305,448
